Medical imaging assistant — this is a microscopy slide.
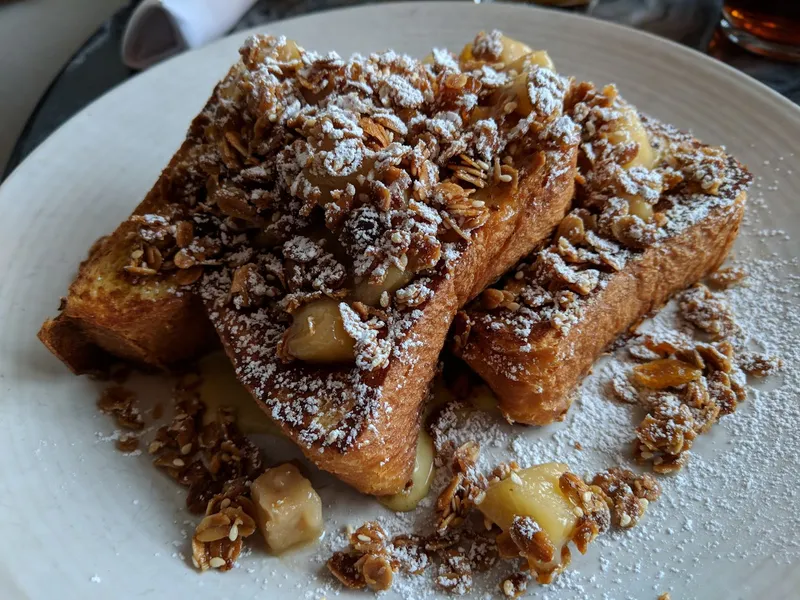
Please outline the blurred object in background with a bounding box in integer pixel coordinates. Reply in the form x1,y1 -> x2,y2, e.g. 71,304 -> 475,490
477,0 -> 597,7
122,0 -> 258,70
721,1 -> 800,62
513,0 -> 594,5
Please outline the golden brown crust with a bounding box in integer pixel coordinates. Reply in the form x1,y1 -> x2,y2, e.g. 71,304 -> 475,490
458,189 -> 746,425
36,99 -> 225,373
470,150 -> 576,296
36,198 -> 218,372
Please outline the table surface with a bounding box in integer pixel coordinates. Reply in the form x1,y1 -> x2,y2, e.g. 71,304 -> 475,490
3,0 -> 799,179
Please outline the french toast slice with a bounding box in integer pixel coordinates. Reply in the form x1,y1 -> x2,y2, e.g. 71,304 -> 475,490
182,33 -> 578,496
37,96 -> 228,373
454,84 -> 752,426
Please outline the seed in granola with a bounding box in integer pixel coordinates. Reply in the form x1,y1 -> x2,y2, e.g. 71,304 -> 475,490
144,245 -> 163,271
175,221 -> 195,248
209,557 -> 226,569
173,249 -> 196,269
175,266 -> 204,286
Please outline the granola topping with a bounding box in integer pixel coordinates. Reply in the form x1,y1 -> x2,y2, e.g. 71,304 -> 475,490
328,442 -> 656,595
97,386 -> 144,431
457,83 -> 752,348
615,293 -> 780,473
117,31 -> 577,454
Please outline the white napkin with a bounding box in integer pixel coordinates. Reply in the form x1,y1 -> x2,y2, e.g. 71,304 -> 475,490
122,0 -> 258,70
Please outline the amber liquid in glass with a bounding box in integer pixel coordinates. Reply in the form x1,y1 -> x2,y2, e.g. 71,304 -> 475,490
723,1 -> 800,47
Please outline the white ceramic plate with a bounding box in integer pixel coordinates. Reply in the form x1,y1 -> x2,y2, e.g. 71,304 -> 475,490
1,3 -> 799,599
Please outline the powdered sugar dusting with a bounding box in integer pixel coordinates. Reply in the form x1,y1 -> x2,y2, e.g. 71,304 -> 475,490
298,202 -> 800,598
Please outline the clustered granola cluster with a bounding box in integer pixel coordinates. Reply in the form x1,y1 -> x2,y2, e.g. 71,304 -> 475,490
98,375 -> 268,571
327,522 -> 433,592
612,280 -> 782,473
148,375 -> 265,515
328,442 -> 660,596
97,385 -> 144,433
455,83 -> 751,343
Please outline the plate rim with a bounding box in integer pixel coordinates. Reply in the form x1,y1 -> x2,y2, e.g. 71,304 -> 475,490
1,4 -> 799,598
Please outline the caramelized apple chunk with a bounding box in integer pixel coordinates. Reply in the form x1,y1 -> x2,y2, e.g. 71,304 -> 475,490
478,463 -> 611,582
478,463 -> 578,552
284,299 -> 355,363
603,104 -> 657,169
353,265 -> 413,306
251,463 -> 323,553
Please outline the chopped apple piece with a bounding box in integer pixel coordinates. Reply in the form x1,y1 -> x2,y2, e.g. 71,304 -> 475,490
478,463 -> 578,553
251,463 -> 323,553
285,299 -> 355,363
603,103 -> 657,170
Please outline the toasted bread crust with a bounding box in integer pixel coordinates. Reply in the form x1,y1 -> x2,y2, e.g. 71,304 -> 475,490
36,184 -> 218,373
459,190 -> 745,425
209,145 -> 577,495
37,222 -> 217,373
36,97 -> 227,373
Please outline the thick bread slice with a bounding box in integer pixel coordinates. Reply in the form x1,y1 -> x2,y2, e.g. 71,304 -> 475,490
203,141 -> 576,496
184,34 -> 582,495
455,105 -> 752,426
457,188 -> 745,425
37,91 -> 231,373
